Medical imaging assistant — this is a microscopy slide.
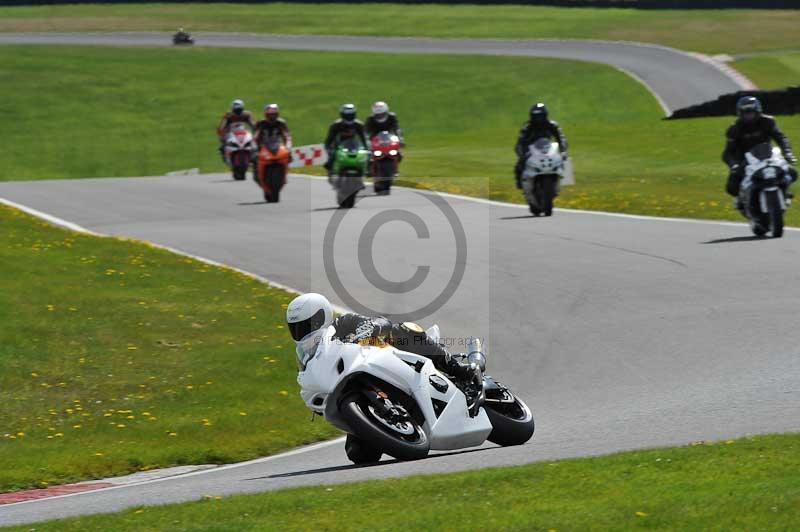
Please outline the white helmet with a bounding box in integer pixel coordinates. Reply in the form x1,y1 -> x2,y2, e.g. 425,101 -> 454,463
372,101 -> 389,123
231,99 -> 245,113
287,293 -> 333,364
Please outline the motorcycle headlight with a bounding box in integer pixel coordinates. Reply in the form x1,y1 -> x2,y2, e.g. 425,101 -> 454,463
373,150 -> 383,157
389,150 -> 398,156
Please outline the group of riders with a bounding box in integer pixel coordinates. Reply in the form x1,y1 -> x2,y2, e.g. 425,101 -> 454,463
216,99 -> 403,178
216,95 -> 797,211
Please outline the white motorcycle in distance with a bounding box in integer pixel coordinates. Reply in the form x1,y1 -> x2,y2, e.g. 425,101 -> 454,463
522,138 -> 567,216
224,124 -> 256,181
739,142 -> 793,238
298,327 -> 535,464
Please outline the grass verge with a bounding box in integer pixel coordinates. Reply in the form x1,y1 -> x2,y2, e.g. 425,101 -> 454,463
4,45 -> 800,223
8,433 -> 800,531
2,3 -> 800,54
734,52 -> 800,90
0,204 -> 338,492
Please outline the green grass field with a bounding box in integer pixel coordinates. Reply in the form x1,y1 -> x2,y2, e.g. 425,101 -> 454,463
1,3 -> 799,54
10,433 -> 799,531
734,52 -> 800,90
0,205 -> 338,492
4,45 -> 798,223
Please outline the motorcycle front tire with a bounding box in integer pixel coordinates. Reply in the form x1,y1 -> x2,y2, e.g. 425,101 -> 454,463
484,395 -> 535,447
339,393 -> 429,461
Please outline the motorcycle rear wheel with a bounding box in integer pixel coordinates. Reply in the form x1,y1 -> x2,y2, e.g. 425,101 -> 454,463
340,392 -> 429,461
345,434 -> 383,464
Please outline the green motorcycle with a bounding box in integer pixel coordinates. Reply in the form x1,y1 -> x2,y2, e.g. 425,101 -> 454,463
332,138 -> 368,208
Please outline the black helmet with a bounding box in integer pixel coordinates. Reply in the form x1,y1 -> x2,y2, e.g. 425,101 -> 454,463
530,102 -> 548,122
736,96 -> 762,119
340,103 -> 357,122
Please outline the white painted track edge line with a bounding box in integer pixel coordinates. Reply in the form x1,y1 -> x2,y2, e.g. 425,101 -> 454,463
0,437 -> 346,509
288,174 -> 800,232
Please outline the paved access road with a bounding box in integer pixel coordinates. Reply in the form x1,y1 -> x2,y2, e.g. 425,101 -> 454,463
0,32 -> 751,113
0,174 -> 798,525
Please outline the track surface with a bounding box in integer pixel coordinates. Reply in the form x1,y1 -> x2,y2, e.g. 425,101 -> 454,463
0,32 -> 750,112
1,174 -> 799,525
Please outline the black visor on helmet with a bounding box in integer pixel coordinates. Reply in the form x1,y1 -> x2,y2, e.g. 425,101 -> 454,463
288,309 -> 326,341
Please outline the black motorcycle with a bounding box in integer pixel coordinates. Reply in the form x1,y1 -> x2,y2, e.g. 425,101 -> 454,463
172,31 -> 194,46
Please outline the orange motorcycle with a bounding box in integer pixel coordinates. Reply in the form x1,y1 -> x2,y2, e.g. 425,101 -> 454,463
256,136 -> 290,203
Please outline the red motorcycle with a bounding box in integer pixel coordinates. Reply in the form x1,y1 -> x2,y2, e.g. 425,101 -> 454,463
369,131 -> 402,195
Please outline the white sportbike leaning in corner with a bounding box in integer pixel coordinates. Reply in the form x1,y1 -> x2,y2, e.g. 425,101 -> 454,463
297,324 -> 535,464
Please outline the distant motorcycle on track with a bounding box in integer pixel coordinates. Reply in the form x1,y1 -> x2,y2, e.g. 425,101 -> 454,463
521,138 -> 566,217
224,124 -> 256,181
739,142 -> 793,238
332,137 -> 368,209
369,131 -> 402,195
256,135 -> 290,203
172,29 -> 194,45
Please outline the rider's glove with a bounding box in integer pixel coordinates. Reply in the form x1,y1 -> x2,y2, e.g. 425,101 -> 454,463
786,153 -> 798,166
561,151 -> 568,161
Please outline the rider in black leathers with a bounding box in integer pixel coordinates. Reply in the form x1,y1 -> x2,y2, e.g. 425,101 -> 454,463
514,103 -> 568,189
330,313 -> 479,382
324,104 -> 368,177
723,96 -> 797,200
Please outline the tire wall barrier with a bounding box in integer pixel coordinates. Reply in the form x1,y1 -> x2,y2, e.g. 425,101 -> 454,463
668,87 -> 800,120
3,0 -> 800,9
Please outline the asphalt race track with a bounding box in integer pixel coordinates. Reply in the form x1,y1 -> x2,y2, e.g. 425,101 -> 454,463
0,32 -> 752,113
1,174 -> 799,525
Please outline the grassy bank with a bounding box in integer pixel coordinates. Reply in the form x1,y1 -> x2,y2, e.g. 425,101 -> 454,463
10,433 -> 799,531
4,45 -> 798,223
1,3 -> 799,54
734,52 -> 800,89
0,205 -> 338,492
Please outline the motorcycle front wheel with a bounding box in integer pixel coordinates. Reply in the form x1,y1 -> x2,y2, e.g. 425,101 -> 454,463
766,189 -> 784,238
340,392 -> 429,462
483,389 -> 535,447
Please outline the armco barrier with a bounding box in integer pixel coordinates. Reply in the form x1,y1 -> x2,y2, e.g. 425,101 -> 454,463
668,87 -> 800,120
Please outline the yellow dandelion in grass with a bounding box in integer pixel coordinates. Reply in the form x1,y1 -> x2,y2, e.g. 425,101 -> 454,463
55,433 -> 64,438
635,511 -> 648,517
116,424 -> 126,429
148,417 -> 158,421
31,372 -> 38,378
127,346 -> 138,351
46,305 -> 55,311
142,412 -> 152,417
95,452 -> 104,456
168,432 -> 177,437
206,381 -> 213,385
104,413 -> 113,417
134,509 -> 144,514
186,385 -> 194,390
279,390 -> 289,397
73,425 -> 82,429
239,412 -> 248,416
16,432 -> 25,437
126,415 -> 135,420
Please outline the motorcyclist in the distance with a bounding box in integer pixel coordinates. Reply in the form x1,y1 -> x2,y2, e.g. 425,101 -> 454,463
254,104 -> 293,152
286,293 -> 480,384
514,103 -> 568,189
723,96 -> 797,210
365,101 -> 404,143
217,99 -> 255,162
324,104 -> 368,179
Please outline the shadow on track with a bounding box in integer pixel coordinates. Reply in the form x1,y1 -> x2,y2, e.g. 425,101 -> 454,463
251,446 -> 498,481
498,214 -> 539,220
237,201 -> 269,206
702,235 -> 770,244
